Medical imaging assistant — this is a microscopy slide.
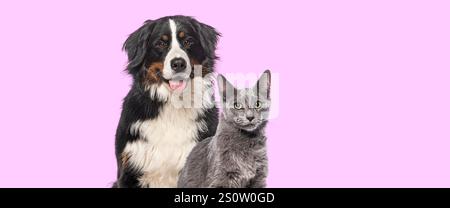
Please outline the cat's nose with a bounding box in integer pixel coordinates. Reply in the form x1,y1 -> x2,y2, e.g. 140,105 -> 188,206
246,115 -> 255,122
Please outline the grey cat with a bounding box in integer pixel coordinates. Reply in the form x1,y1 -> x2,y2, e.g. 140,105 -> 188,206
177,70 -> 271,188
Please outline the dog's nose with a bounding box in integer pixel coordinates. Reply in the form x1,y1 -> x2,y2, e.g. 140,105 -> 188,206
246,115 -> 255,122
170,58 -> 187,72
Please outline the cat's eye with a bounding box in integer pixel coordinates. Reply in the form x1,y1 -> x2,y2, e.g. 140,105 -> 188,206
234,103 -> 243,109
255,101 -> 262,109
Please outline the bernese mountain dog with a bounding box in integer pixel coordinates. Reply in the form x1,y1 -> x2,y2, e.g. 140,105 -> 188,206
113,15 -> 220,188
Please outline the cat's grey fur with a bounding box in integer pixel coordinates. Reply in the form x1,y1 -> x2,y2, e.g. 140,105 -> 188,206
178,70 -> 271,188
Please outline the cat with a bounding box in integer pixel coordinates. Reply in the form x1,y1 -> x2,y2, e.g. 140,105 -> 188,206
177,70 -> 271,188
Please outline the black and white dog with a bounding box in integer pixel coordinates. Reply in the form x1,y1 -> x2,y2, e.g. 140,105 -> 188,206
113,16 -> 219,188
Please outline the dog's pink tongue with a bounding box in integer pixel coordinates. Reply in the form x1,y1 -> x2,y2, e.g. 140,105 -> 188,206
168,80 -> 187,91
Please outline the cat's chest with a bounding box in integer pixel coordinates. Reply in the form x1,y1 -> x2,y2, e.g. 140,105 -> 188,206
232,138 -> 266,159
227,141 -> 266,168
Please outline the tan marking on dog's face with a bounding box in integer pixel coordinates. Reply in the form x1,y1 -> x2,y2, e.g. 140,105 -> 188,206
179,31 -> 185,38
162,35 -> 169,41
201,67 -> 211,77
190,58 -> 199,65
146,62 -> 164,83
121,152 -> 131,168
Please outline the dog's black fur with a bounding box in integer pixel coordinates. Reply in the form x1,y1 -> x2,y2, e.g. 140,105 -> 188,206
113,16 -> 219,188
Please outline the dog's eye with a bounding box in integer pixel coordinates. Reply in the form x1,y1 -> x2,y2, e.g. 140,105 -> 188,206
155,40 -> 168,48
255,101 -> 262,109
183,37 -> 194,48
234,103 -> 243,110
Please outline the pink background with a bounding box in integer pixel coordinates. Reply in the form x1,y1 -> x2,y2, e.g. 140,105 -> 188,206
1,0 -> 450,187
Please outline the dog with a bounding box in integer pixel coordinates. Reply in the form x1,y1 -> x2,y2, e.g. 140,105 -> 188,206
113,15 -> 220,188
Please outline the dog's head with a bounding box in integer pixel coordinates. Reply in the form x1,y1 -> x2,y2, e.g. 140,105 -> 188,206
123,15 -> 220,94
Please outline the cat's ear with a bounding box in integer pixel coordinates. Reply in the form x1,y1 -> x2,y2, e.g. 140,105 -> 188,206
253,70 -> 271,99
217,74 -> 236,102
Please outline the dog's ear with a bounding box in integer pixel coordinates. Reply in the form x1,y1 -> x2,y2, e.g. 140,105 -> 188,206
195,21 -> 220,60
123,20 -> 155,74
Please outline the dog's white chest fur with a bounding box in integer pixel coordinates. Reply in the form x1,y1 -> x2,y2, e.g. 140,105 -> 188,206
124,103 -> 206,187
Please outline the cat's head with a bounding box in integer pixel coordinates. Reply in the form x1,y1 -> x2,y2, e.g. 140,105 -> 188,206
217,70 -> 271,132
